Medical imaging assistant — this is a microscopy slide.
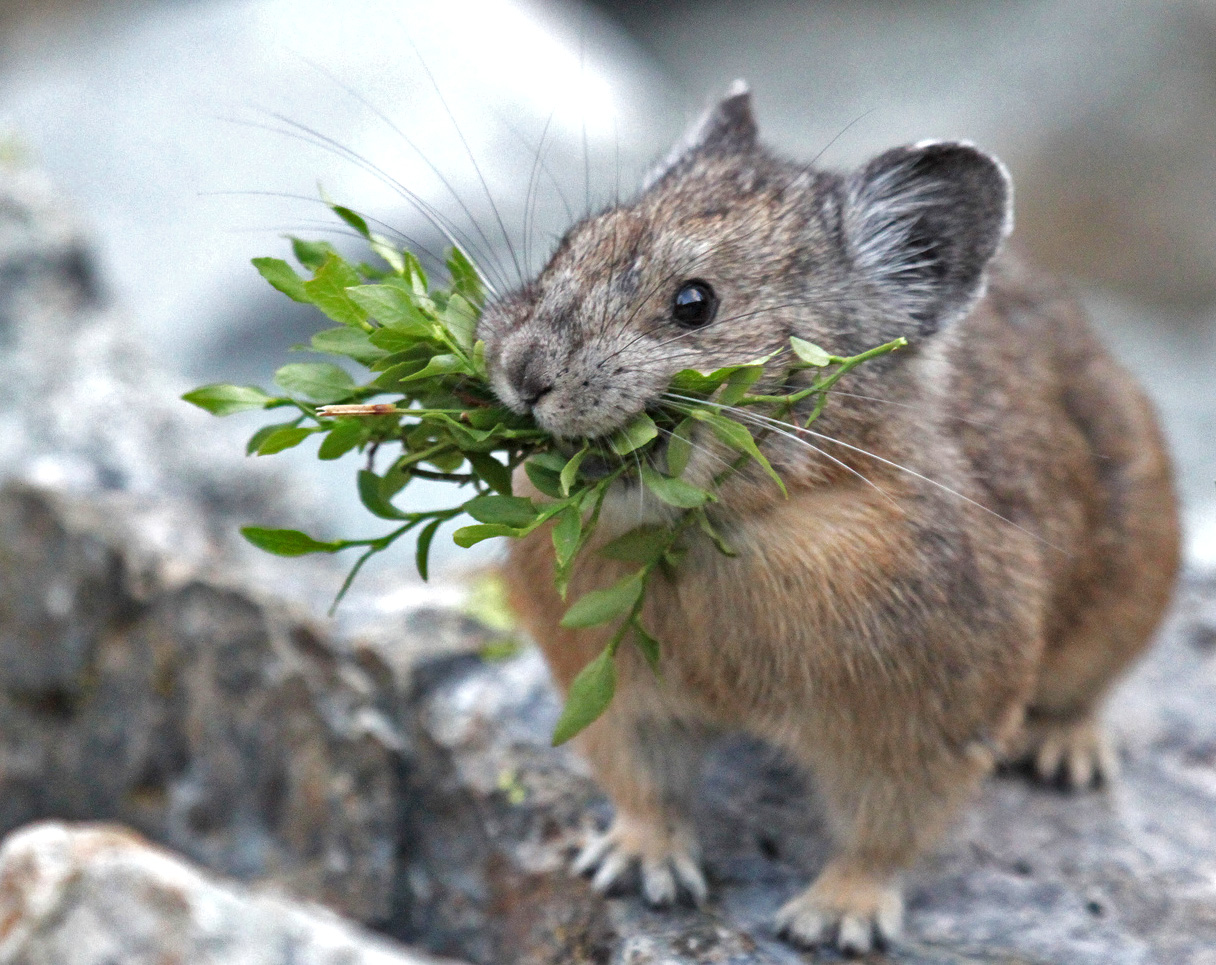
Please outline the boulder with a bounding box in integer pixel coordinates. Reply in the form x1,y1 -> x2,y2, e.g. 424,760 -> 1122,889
0,822 -> 466,965
0,482 -> 415,926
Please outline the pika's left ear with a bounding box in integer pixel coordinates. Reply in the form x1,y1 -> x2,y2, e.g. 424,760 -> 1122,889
644,79 -> 757,189
844,141 -> 1013,334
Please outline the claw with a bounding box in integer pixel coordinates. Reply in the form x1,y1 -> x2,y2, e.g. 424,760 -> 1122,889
571,815 -> 706,906
1026,716 -> 1117,790
774,861 -> 902,954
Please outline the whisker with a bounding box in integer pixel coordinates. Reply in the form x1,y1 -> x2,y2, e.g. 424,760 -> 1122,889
404,34 -> 526,286
668,393 -> 1063,553
287,52 -> 512,293
662,395 -> 901,511
228,111 -> 507,297
798,425 -> 1065,551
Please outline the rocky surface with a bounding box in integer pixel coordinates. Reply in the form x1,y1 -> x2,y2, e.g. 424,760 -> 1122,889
398,577 -> 1216,965
0,821 -> 464,965
0,481 -> 417,925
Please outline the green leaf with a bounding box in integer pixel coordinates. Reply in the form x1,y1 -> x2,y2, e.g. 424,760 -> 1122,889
255,426 -> 315,455
464,494 -> 539,528
552,506 -> 582,570
331,204 -> 371,239
241,527 -> 344,556
718,364 -> 765,405
790,336 -> 833,367
310,327 -> 388,366
357,469 -> 410,520
347,282 -> 427,331
668,371 -> 717,395
609,412 -> 659,456
370,239 -> 405,277
525,460 -> 564,499
374,353 -> 465,388
252,257 -> 309,302
632,622 -> 662,676
442,293 -> 478,350
182,384 -> 273,416
466,452 -> 513,496
303,254 -> 368,328
403,251 -> 428,294
696,509 -> 736,557
452,523 -> 522,547
245,420 -> 297,456
639,464 -> 713,508
317,419 -> 365,460
560,446 -> 590,496
274,362 -> 357,404
447,246 -> 483,305
598,525 -> 670,565
289,238 -> 337,272
415,518 -> 442,581
665,417 -> 696,477
529,451 -> 567,472
560,571 -> 643,629
551,646 -> 616,745
695,411 -> 787,495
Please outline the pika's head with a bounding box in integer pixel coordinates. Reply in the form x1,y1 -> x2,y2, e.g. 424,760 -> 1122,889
478,82 -> 1012,442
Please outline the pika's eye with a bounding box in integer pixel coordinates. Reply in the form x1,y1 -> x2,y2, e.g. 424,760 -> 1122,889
672,280 -> 717,328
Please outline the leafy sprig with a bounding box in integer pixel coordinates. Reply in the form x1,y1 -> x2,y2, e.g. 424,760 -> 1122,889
185,203 -> 904,743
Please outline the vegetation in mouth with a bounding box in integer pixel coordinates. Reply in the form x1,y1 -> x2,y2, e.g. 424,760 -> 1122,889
184,201 -> 903,743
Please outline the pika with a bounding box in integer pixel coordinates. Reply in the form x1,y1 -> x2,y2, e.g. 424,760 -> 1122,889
477,83 -> 1179,954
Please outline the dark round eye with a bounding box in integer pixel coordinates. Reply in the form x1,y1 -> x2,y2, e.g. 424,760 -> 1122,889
672,280 -> 718,328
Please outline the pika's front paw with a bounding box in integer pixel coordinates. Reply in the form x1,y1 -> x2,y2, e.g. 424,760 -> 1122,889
1018,715 -> 1118,790
572,814 -> 707,906
774,860 -> 902,955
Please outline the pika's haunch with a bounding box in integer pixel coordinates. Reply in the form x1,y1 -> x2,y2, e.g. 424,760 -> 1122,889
477,83 -> 1179,954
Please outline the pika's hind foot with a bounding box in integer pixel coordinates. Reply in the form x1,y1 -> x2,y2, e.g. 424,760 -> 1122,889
1017,714 -> 1118,790
775,859 -> 903,955
573,813 -> 707,906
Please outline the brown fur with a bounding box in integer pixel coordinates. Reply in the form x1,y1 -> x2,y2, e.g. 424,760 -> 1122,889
480,88 -> 1180,952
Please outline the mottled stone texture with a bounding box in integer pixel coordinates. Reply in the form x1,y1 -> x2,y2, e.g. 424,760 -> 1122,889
0,822 -> 463,965
0,483 -> 412,927
399,580 -> 1216,965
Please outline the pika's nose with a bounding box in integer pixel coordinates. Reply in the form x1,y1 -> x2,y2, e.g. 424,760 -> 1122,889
511,356 -> 555,408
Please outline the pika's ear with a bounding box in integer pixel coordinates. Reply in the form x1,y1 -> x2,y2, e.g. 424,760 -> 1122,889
643,80 -> 757,189
843,141 -> 1013,334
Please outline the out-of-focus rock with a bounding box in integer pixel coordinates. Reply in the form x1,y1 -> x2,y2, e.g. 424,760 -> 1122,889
0,821 -> 468,965
395,574 -> 1216,965
0,480 -> 416,925
0,162 -> 296,521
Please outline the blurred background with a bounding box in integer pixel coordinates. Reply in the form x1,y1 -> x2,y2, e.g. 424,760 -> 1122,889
2,0 -> 1213,584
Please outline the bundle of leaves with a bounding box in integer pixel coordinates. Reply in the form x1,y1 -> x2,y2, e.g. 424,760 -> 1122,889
185,204 -> 903,743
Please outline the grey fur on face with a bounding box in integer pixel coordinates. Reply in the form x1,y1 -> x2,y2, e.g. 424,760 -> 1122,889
477,86 -> 1014,441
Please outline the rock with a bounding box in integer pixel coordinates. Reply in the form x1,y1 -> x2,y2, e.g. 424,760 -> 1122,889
395,574 -> 1216,965
0,821 -> 467,965
0,481 -> 419,926
0,159 -> 297,529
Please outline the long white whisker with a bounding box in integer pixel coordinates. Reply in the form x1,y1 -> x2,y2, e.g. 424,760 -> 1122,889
673,394 -> 1062,553
663,395 -> 901,510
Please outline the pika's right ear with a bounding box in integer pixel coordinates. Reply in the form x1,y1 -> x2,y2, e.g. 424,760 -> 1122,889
643,80 -> 757,189
843,141 -> 1013,335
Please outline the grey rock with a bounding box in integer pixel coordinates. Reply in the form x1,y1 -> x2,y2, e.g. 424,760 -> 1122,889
398,574 -> 1216,965
0,481 -> 416,926
0,160 -> 296,527
0,821 -> 467,965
